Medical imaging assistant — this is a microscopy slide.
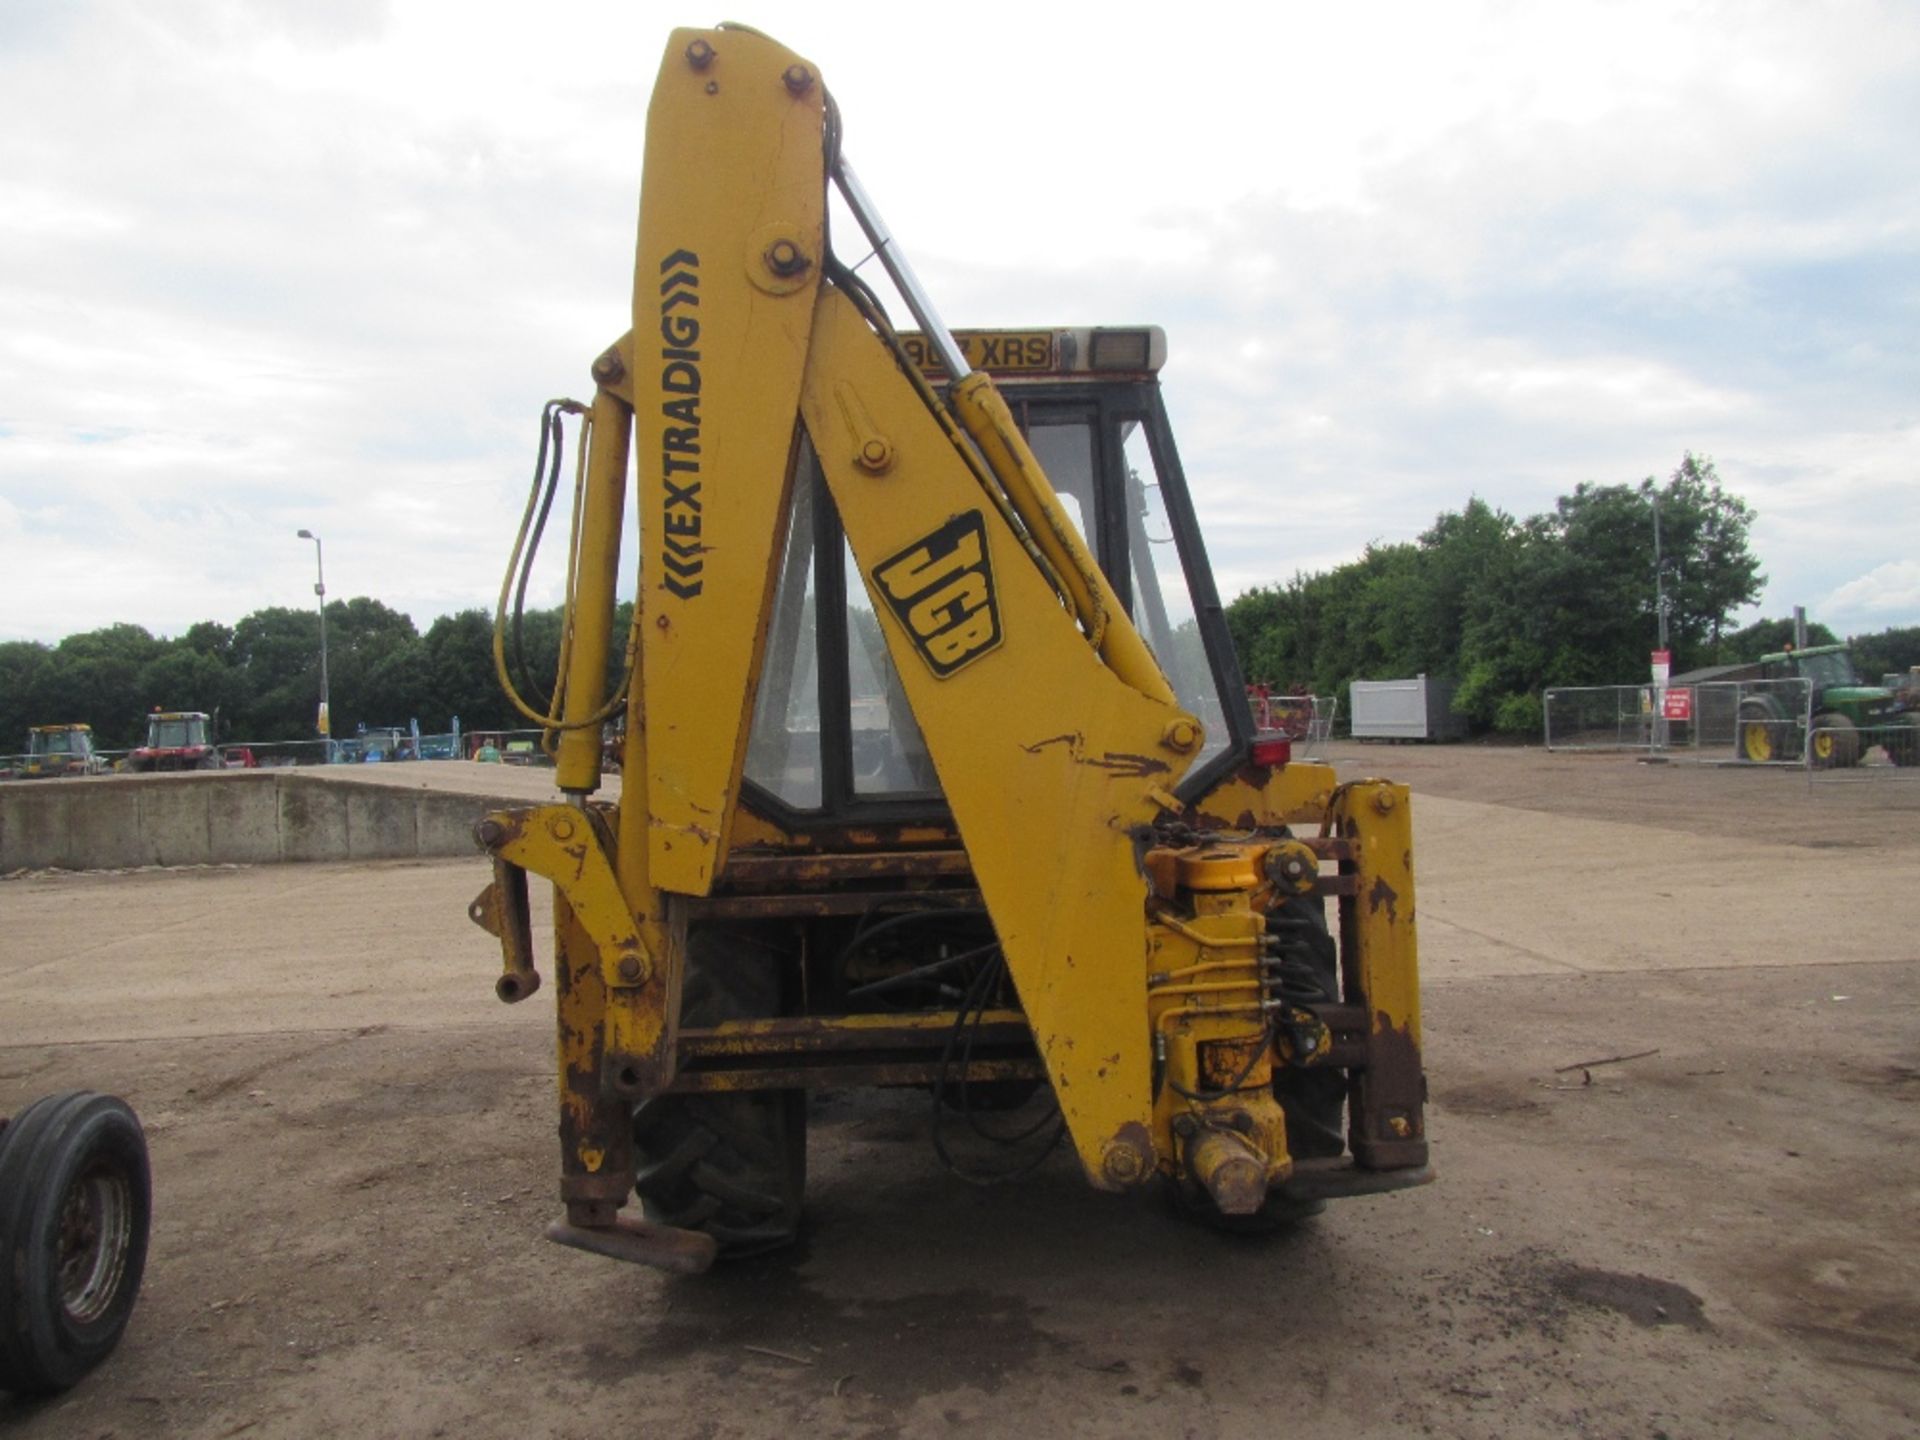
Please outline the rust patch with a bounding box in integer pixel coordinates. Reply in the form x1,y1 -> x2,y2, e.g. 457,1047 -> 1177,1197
1199,1034 -> 1264,1089
1351,1011 -> 1428,1171
1366,873 -> 1400,922
721,849 -> 973,885
1020,732 -> 1170,777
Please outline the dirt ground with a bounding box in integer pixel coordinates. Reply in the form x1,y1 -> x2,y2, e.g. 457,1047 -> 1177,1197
2,746 -> 1916,1438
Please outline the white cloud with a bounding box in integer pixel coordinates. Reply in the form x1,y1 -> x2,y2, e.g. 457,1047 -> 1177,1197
1,0 -> 1916,648
1826,560 -> 1920,623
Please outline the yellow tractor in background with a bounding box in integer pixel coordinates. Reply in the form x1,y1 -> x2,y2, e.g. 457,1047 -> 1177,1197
18,724 -> 108,779
468,23 -> 1429,1272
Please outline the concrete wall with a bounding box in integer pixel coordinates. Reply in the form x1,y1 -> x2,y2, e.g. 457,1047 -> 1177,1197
0,770 -> 520,872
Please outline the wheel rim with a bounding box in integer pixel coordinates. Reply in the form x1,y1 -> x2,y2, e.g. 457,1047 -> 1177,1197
1813,731 -> 1833,761
56,1162 -> 134,1326
1743,722 -> 1773,762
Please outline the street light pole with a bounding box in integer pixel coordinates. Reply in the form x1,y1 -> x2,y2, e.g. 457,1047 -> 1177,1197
1651,493 -> 1670,751
1651,494 -> 1669,654
296,529 -> 330,741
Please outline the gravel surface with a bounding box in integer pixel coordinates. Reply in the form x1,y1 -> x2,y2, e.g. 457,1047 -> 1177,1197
2,746 -> 1915,1438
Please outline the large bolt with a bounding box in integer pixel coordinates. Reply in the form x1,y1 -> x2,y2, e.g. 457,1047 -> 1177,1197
548,814 -> 577,842
616,954 -> 645,984
1101,1137 -> 1150,1187
857,436 -> 893,473
782,63 -> 813,94
685,38 -> 714,70
1373,789 -> 1398,815
474,818 -> 506,849
1162,717 -> 1202,753
592,348 -> 625,384
764,238 -> 810,278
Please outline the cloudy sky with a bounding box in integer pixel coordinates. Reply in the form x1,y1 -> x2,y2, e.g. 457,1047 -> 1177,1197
3,0 -> 1915,648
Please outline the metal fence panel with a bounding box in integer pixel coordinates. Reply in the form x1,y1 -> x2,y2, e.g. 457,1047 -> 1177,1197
1,726 -> 556,777
1543,685 -> 1653,751
1805,718 -> 1920,783
1707,678 -> 1812,764
1252,693 -> 1339,750
1545,678 -> 1813,766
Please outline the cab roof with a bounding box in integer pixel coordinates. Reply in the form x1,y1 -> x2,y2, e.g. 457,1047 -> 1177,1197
898,326 -> 1167,380
1760,643 -> 1849,664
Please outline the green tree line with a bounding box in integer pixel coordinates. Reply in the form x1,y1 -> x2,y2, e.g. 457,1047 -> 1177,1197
1228,454 -> 1919,734
8,452 -> 1917,751
0,600 -> 630,752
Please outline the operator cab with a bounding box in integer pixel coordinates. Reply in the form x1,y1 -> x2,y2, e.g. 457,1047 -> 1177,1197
744,326 -> 1253,825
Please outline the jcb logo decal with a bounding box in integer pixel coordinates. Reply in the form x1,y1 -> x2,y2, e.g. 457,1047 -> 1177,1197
871,511 -> 1001,678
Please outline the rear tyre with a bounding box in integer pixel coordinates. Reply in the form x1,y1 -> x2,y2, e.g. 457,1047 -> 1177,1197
1809,712 -> 1858,769
632,926 -> 806,1258
0,1092 -> 151,1396
1273,900 -> 1347,1163
1737,698 -> 1788,762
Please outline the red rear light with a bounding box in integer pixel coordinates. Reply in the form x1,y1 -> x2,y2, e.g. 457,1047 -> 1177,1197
1250,735 -> 1292,767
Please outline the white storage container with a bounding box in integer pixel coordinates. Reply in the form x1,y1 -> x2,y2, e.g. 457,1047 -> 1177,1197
1348,676 -> 1467,740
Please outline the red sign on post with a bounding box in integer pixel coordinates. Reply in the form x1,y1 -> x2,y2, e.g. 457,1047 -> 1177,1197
1662,687 -> 1693,721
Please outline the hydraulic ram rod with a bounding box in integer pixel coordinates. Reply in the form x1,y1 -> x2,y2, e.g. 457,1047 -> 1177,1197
831,155 -> 1177,709
833,157 -> 972,381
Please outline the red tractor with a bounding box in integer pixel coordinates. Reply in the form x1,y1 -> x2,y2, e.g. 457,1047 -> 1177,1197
125,710 -> 223,773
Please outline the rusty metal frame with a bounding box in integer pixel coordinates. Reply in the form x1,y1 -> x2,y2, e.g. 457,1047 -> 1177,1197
669,1010 -> 1041,1092
1330,780 -> 1429,1171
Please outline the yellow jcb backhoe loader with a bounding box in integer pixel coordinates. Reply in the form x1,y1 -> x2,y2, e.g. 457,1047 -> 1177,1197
469,22 -> 1430,1274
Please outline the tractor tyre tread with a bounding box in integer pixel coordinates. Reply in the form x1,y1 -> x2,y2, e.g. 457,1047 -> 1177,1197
632,928 -> 804,1258
1274,900 -> 1349,1163
0,1091 -> 151,1396
1810,711 -> 1859,769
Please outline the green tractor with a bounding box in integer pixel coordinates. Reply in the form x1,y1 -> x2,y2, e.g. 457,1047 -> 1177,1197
1737,644 -> 1918,767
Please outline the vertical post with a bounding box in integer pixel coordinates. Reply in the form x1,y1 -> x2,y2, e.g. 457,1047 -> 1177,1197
553,892 -> 635,1227
1651,496 -> 1668,751
1652,494 -> 1668,654
297,529 -> 331,748
1333,780 -> 1427,1171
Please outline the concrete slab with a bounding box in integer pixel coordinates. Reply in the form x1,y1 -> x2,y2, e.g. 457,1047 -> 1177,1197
135,777 -> 212,867
344,784 -> 417,860
65,780 -> 144,870
277,775 -> 350,864
2,763 -> 549,871
5,783 -> 71,868
314,758 -> 583,804
416,791 -> 490,856
207,772 -> 284,863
